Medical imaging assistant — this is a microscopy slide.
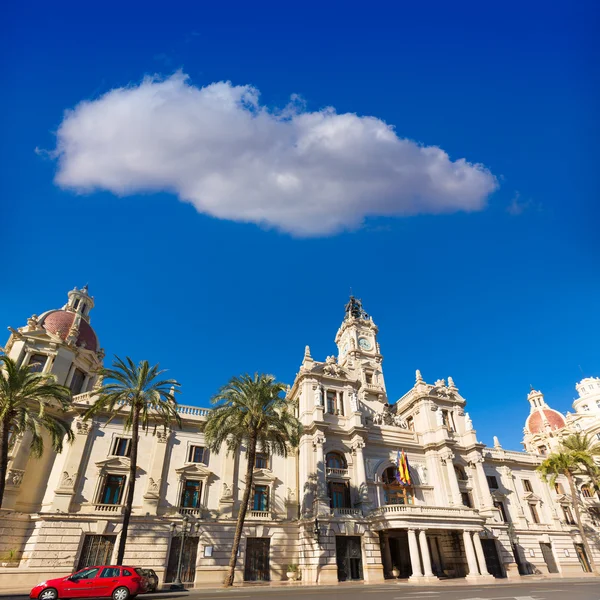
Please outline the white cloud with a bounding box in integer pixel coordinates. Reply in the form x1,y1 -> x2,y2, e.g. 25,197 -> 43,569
52,72 -> 498,236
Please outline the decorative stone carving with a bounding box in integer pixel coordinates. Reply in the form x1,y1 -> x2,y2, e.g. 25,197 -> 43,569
440,450 -> 454,464
351,439 -> 365,453
416,464 -> 428,484
148,477 -> 160,492
323,355 -> 343,377
27,315 -> 39,331
416,369 -> 423,383
7,469 -> 24,487
155,429 -> 170,443
465,413 -> 473,431
75,419 -> 91,436
287,487 -> 297,504
493,436 -> 502,449
221,483 -> 233,499
365,458 -> 379,481
435,408 -> 444,426
60,471 -> 76,488
432,379 -> 453,398
312,434 -> 326,448
372,405 -> 408,428
349,389 -> 359,413
314,386 -> 323,407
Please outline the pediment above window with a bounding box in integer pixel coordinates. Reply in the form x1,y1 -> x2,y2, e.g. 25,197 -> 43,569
175,463 -> 213,480
252,468 -> 277,483
491,490 -> 510,500
556,493 -> 572,504
95,457 -> 135,473
522,491 -> 542,502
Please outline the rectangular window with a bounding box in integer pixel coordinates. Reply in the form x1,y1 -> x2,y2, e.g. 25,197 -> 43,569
562,506 -> 575,525
461,492 -> 473,508
384,486 -> 413,506
406,417 -> 414,431
486,475 -> 499,490
554,483 -> 565,494
188,445 -> 205,464
255,453 -> 268,469
180,480 -> 202,508
28,354 -> 47,373
523,479 -> 533,493
70,368 -> 86,395
100,475 -> 125,505
494,500 -> 508,522
365,372 -> 373,385
253,485 -> 269,511
328,481 -> 351,508
326,391 -> 336,414
111,437 -> 131,457
529,503 -> 540,524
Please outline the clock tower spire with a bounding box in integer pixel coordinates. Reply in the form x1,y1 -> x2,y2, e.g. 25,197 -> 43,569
335,296 -> 387,403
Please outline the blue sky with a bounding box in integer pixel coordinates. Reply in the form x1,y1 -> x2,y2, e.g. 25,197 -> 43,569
1,1 -> 598,450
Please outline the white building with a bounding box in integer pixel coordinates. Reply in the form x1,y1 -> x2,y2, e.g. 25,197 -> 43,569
0,288 -> 598,590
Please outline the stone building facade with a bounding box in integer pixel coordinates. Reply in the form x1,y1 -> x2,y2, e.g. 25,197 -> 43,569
0,288 -> 599,589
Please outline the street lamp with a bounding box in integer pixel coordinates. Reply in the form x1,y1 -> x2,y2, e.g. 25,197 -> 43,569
170,515 -> 190,590
313,518 -> 321,543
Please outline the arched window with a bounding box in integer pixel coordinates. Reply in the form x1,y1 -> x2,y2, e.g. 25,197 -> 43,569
581,485 -> 593,498
382,466 -> 413,505
454,464 -> 468,481
326,452 -> 347,470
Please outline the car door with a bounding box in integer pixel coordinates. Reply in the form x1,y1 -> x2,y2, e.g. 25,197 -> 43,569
64,567 -> 100,598
97,567 -> 121,596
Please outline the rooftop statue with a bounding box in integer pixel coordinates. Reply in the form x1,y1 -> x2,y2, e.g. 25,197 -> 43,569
345,295 -> 369,320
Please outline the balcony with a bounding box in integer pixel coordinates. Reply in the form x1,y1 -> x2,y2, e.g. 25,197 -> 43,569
247,510 -> 271,520
369,504 -> 483,524
326,468 -> 349,478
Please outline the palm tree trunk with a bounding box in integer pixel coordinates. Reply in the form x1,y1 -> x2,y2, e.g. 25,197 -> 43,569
224,432 -> 257,587
566,469 -> 598,574
116,406 -> 140,565
0,419 -> 10,509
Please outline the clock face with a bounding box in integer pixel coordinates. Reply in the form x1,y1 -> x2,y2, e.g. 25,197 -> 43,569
358,337 -> 372,351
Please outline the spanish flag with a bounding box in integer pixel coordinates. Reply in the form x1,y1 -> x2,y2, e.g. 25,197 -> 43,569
396,449 -> 412,486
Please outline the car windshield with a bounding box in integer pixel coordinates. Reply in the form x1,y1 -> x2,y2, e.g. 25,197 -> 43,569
72,567 -> 99,580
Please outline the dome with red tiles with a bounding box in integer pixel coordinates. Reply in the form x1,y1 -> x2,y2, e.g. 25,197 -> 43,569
525,408 -> 566,435
40,310 -> 98,352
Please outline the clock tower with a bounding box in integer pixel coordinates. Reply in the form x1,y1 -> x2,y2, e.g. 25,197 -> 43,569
335,296 -> 387,403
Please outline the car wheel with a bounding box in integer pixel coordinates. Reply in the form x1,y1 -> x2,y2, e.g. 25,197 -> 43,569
39,589 -> 58,600
112,586 -> 130,600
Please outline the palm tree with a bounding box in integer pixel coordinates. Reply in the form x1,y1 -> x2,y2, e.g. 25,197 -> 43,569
560,432 -> 600,492
204,373 -> 301,587
537,450 -> 599,574
83,356 -> 181,565
0,355 -> 74,508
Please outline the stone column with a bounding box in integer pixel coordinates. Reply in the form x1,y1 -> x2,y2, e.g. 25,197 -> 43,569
407,528 -> 423,578
472,532 -> 491,576
463,530 -> 481,576
419,530 -> 434,577
313,433 -> 329,515
51,418 -> 93,512
2,431 -> 33,510
469,454 -> 494,508
380,531 -> 393,578
142,428 -> 170,514
352,438 -> 369,510
441,450 -> 462,505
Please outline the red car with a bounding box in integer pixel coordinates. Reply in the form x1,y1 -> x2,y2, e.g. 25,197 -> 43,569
30,565 -> 148,600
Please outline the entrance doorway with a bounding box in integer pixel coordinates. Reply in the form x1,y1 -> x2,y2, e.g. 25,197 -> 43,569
539,543 -> 559,573
575,544 -> 591,573
244,537 -> 270,581
389,533 -> 411,578
165,536 -> 199,583
481,539 -> 505,578
77,535 -> 116,570
336,536 -> 363,581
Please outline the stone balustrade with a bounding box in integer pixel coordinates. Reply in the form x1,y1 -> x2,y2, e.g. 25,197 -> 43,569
326,467 -> 349,477
247,510 -> 271,519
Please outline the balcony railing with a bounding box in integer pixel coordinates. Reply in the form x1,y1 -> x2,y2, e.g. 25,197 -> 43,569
326,468 -> 349,477
248,510 -> 271,519
371,504 -> 480,519
178,507 -> 202,516
91,503 -> 123,513
332,507 -> 362,517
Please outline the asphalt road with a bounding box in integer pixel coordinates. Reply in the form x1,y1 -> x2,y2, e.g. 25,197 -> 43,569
5,580 -> 599,600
